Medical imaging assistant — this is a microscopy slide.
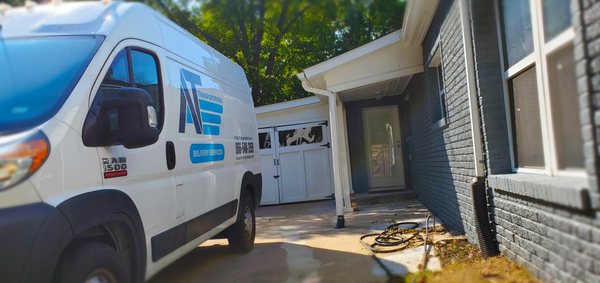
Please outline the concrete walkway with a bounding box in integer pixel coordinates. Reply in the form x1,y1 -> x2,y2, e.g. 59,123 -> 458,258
149,197 -> 438,283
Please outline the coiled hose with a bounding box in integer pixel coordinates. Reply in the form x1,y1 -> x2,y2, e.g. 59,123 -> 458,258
359,222 -> 420,254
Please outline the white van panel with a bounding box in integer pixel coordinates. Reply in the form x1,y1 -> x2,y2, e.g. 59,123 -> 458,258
157,17 -> 217,75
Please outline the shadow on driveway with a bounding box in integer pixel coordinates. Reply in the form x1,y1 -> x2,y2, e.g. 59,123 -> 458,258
149,199 -> 431,283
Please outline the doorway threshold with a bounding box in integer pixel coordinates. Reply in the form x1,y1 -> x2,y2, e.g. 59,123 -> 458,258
368,186 -> 406,194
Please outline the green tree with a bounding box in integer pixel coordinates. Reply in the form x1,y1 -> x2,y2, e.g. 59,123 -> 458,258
2,0 -> 406,106
334,0 -> 407,54
184,0 -> 406,105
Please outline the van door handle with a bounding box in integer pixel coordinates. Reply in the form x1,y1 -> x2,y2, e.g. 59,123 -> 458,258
166,141 -> 176,170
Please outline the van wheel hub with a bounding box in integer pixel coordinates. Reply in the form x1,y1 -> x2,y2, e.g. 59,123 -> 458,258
243,206 -> 253,240
86,268 -> 117,283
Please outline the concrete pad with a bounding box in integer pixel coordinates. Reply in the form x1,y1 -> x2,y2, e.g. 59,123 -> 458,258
149,198 -> 436,283
372,245 -> 442,277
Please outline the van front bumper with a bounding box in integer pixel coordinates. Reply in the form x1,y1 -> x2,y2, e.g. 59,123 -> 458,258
0,203 -> 73,283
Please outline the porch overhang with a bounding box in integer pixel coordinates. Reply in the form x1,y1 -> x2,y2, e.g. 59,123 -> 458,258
296,0 -> 439,228
298,0 -> 439,101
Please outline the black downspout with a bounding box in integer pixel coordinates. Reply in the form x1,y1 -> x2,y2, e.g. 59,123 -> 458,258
464,0 -> 499,258
471,176 -> 498,257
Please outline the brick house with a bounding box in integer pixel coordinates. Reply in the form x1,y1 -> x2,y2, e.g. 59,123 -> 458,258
280,0 -> 600,282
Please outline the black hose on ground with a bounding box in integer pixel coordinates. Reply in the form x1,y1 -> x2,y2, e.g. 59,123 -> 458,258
359,221 -> 421,280
359,222 -> 419,254
471,177 -> 499,257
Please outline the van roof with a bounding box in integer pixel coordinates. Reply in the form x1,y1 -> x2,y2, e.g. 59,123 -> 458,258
0,1 -> 251,92
0,1 -> 131,38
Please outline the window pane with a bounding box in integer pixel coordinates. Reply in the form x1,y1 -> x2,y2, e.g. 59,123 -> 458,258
428,67 -> 443,122
501,0 -> 534,66
131,50 -> 162,126
259,132 -> 272,149
511,67 -> 545,168
278,126 -> 323,147
436,66 -> 443,90
102,50 -> 130,88
548,44 -> 583,169
543,0 -> 572,42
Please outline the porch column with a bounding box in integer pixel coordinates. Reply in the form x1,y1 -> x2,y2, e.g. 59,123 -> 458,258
327,94 -> 346,228
337,99 -> 353,213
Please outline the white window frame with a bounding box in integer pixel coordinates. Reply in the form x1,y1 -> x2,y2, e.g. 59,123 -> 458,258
429,46 -> 448,128
495,0 -> 585,177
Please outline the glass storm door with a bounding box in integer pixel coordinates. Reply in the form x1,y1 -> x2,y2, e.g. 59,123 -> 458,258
362,106 -> 405,190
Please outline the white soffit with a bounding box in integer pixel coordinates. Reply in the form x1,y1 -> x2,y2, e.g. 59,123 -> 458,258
338,76 -> 411,102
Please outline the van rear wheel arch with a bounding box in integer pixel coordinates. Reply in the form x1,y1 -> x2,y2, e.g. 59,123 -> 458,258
240,171 -> 261,209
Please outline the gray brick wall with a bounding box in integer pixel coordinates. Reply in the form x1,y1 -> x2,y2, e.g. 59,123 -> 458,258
579,0 -> 600,207
403,1 -> 600,282
472,0 -> 600,282
404,0 -> 478,243
492,189 -> 600,283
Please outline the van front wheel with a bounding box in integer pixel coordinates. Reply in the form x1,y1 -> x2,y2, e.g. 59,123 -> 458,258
55,242 -> 128,283
227,191 -> 256,253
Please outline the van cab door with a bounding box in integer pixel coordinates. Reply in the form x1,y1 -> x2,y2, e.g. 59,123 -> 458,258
88,40 -> 180,262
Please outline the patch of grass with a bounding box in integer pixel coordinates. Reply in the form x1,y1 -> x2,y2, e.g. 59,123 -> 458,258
402,240 -> 540,283
435,239 -> 482,266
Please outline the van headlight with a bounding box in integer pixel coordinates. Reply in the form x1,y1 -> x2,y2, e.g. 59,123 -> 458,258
0,131 -> 50,191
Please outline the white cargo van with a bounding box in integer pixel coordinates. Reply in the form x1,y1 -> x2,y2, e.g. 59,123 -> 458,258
0,2 -> 262,282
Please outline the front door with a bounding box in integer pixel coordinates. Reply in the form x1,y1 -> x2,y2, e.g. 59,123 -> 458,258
362,106 -> 405,191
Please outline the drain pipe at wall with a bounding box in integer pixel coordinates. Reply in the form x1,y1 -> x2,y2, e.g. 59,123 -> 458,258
459,0 -> 499,257
299,75 -> 346,229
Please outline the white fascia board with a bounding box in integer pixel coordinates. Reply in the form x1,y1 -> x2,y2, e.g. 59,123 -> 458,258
255,96 -> 323,114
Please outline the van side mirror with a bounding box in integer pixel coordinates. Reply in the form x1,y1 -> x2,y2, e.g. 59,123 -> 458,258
83,87 -> 159,149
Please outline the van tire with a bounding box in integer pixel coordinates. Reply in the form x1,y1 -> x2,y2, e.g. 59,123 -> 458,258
54,242 -> 128,283
227,191 -> 256,253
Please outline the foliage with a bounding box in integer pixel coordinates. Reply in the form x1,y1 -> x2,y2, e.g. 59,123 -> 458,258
0,0 -> 24,6
145,0 -> 406,106
2,0 -> 406,106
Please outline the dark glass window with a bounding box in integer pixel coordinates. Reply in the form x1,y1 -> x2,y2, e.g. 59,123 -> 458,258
510,67 -> 544,169
278,126 -> 324,147
501,0 -> 534,66
547,44 -> 583,169
98,48 -> 163,129
102,50 -> 129,88
543,0 -> 572,41
259,132 -> 272,149
131,50 -> 162,125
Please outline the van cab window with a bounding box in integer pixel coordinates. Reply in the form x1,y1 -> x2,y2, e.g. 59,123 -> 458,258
99,48 -> 163,128
131,50 -> 161,120
103,50 -> 130,87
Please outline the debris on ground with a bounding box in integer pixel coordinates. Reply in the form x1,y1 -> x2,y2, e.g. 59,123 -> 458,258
403,240 -> 540,283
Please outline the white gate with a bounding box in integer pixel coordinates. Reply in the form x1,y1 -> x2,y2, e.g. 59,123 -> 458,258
258,121 -> 334,205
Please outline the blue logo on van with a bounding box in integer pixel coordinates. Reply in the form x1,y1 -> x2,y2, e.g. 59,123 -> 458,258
190,143 -> 225,164
178,69 -> 223,136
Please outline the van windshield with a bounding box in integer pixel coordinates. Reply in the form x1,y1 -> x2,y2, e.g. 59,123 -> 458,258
0,36 -> 103,134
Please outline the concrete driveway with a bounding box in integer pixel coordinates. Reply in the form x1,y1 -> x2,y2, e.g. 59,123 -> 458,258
149,195 -> 434,283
